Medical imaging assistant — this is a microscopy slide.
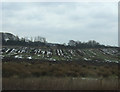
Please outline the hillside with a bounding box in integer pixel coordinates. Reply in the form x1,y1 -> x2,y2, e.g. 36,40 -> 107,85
1,32 -> 119,63
0,32 -> 19,41
1,46 -> 120,64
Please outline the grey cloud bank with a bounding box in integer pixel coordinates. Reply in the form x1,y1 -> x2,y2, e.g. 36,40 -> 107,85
2,2 -> 118,46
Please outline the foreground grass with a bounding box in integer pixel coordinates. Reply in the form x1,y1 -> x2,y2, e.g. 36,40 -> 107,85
2,59 -> 119,90
2,77 -> 119,90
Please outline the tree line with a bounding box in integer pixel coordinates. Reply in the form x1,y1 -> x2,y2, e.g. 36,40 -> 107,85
1,33 -> 114,48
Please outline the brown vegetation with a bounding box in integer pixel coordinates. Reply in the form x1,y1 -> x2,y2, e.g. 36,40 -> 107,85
2,60 -> 118,78
2,59 -> 119,90
2,77 -> 119,90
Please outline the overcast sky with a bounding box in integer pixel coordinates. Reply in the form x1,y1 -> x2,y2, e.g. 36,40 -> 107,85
2,2 -> 118,46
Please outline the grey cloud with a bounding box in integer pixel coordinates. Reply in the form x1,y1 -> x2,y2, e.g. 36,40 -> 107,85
2,2 -> 118,46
